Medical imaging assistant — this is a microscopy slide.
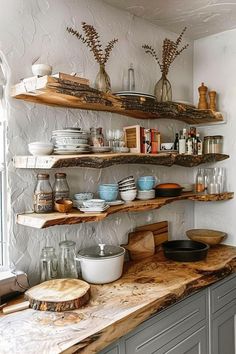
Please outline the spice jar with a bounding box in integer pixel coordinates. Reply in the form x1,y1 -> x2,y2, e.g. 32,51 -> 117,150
34,173 -> 53,213
40,247 -> 58,282
53,173 -> 70,201
90,127 -> 105,147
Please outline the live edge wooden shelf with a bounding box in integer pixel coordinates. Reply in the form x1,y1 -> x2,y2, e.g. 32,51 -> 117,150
17,192 -> 233,229
11,76 -> 224,125
13,152 -> 229,169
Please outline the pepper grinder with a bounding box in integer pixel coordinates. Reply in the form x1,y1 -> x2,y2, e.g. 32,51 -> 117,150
198,82 -> 208,109
209,90 -> 217,111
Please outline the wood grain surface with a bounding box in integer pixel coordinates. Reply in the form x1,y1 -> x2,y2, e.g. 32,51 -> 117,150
25,279 -> 90,312
13,152 -> 229,169
123,230 -> 155,260
16,192 -> 234,229
136,220 -> 168,247
11,76 -> 224,124
0,245 -> 236,354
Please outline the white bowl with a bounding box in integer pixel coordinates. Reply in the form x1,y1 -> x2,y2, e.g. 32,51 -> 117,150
32,64 -> 52,76
74,192 -> 94,200
83,199 -> 106,208
28,141 -> 53,148
28,142 -> 54,156
120,190 -> 137,202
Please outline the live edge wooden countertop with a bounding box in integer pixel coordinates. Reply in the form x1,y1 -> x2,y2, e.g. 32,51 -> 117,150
0,245 -> 236,354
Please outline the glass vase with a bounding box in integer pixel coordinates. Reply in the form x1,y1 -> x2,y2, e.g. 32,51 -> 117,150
154,74 -> 172,102
95,64 -> 111,93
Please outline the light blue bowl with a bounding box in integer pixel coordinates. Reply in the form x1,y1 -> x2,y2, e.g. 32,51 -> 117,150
99,189 -> 118,202
137,178 -> 156,191
99,184 -> 118,189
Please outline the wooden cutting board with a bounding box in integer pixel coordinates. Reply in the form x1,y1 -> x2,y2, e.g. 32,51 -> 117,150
123,221 -> 169,261
136,221 -> 168,247
25,278 -> 90,312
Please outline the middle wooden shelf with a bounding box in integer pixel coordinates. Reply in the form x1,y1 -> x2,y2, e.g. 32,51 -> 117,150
17,192 -> 233,229
13,152 -> 229,169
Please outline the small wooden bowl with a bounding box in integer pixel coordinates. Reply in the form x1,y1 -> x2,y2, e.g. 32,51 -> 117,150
186,229 -> 227,246
54,199 -> 73,213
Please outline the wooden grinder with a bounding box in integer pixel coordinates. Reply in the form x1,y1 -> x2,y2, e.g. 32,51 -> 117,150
198,82 -> 208,109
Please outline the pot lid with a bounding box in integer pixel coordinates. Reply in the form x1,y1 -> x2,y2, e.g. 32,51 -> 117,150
78,243 -> 125,259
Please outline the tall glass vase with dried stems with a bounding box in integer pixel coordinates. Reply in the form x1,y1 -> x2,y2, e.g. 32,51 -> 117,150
67,22 -> 118,93
142,27 -> 189,102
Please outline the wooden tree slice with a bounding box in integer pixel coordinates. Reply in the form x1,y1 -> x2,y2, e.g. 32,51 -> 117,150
25,278 -> 90,312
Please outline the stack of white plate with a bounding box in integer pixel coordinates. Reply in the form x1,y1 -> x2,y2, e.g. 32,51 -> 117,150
52,128 -> 91,155
113,91 -> 156,100
137,189 -> 155,200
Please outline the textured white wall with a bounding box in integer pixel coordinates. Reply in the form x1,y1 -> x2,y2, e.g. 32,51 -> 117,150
2,0 -> 194,282
194,29 -> 236,245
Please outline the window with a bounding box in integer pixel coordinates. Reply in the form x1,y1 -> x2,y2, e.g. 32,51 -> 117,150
0,54 -> 8,267
0,121 -> 6,266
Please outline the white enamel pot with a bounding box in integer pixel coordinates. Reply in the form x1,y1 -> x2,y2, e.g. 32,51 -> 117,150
77,244 -> 125,284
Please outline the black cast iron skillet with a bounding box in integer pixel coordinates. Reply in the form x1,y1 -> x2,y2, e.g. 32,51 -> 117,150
162,240 -> 209,262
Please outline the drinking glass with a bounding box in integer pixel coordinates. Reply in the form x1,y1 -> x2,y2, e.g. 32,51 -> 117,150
40,247 -> 58,282
58,240 -> 78,278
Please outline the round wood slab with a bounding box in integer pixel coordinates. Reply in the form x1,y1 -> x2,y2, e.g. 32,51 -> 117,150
25,278 -> 90,312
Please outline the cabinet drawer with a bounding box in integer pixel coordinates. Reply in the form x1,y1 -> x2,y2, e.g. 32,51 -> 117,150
210,274 -> 236,314
124,291 -> 207,354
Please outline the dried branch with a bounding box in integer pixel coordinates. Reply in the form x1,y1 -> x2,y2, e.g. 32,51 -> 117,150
142,27 -> 189,76
66,22 -> 118,65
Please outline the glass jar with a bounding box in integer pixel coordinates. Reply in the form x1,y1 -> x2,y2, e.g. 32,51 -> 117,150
53,173 -> 70,201
34,174 -> 53,213
195,168 -> 205,193
40,247 -> 58,282
213,135 -> 223,154
90,127 -> 105,147
58,240 -> 78,279
204,136 -> 223,154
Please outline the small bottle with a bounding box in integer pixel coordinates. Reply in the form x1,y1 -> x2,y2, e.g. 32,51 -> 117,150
196,133 -> 203,155
186,133 -> 193,155
195,168 -> 205,193
178,132 -> 186,154
127,63 -> 135,91
174,133 -> 179,151
53,173 -> 70,201
40,247 -> 58,282
34,174 -> 53,213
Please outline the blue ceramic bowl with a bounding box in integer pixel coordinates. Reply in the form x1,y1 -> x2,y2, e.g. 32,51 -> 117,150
98,189 -> 118,202
99,184 -> 118,189
137,177 -> 156,191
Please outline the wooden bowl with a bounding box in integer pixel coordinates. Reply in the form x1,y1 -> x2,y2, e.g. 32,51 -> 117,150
186,229 -> 227,246
54,199 -> 73,213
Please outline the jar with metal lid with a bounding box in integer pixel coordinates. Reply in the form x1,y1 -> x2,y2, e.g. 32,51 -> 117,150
212,135 -> 223,153
204,135 -> 223,154
40,246 -> 58,282
53,173 -> 70,201
90,127 -> 105,147
34,173 -> 53,213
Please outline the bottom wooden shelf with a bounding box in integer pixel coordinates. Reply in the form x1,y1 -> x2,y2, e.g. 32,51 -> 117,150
17,192 -> 234,229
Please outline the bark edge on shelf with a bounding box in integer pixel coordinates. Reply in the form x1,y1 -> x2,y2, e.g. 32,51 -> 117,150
17,192 -> 234,229
11,76 -> 224,125
13,153 -> 229,169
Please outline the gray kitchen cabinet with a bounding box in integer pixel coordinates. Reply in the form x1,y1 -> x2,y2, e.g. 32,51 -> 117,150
99,274 -> 236,354
209,273 -> 236,354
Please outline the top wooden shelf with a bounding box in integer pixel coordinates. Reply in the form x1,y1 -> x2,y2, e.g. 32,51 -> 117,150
11,76 -> 224,125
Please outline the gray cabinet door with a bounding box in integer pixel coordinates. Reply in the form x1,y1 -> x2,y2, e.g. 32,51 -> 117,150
211,303 -> 236,354
161,325 -> 208,354
99,341 -> 125,354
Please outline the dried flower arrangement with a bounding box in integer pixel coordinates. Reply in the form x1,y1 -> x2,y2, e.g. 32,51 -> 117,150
66,22 -> 118,66
142,27 -> 189,76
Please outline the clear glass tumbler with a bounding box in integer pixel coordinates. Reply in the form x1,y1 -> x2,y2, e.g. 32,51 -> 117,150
58,240 -> 78,278
40,247 -> 58,282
